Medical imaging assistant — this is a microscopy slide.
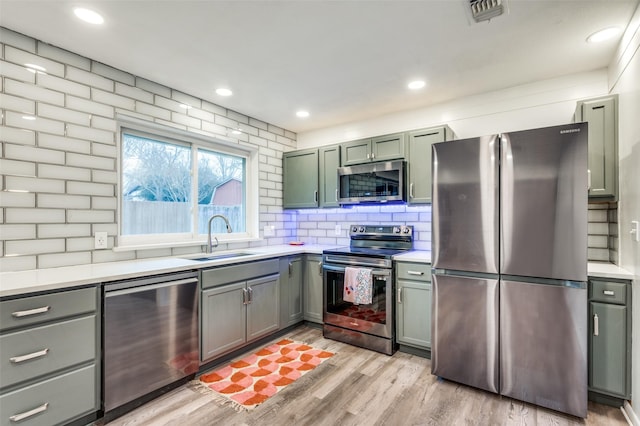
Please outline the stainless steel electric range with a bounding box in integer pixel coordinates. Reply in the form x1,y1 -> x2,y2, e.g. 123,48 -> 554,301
322,225 -> 414,355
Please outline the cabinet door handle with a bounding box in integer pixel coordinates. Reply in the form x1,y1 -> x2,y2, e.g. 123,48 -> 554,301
9,402 -> 49,422
335,188 -> 338,202
11,306 -> 50,318
289,262 -> 293,276
593,313 -> 599,336
603,290 -> 615,296
10,348 -> 49,364
397,288 -> 402,304
242,288 -> 248,305
371,152 -> 375,160
247,287 -> 253,304
314,190 -> 318,203
587,169 -> 591,190
318,261 -> 323,275
367,153 -> 371,159
409,183 -> 414,199
407,270 -> 424,276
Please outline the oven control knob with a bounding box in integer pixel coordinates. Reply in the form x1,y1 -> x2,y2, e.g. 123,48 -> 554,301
393,226 -> 401,233
403,227 -> 411,234
352,226 -> 358,233
358,226 -> 365,233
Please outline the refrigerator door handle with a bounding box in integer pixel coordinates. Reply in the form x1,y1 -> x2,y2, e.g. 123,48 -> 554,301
593,313 -> 599,336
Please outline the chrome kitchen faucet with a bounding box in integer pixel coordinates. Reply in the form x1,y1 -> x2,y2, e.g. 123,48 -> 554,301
206,214 -> 232,253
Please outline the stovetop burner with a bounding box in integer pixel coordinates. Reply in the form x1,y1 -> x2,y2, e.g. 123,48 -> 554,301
323,224 -> 414,259
323,246 -> 409,258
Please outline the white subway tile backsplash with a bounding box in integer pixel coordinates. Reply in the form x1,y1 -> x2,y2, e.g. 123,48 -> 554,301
92,170 -> 117,184
136,78 -> 171,98
91,142 -> 117,158
0,28 -> 36,52
5,207 -> 65,223
38,73 -> 89,98
0,93 -> 35,114
6,111 -> 65,135
6,238 -> 65,256
136,101 -> 171,120
38,251 -> 92,269
187,107 -> 215,123
0,256 -> 36,272
0,224 -> 36,240
38,193 -> 90,209
38,43 -> 90,71
92,249 -> 136,264
91,116 -> 117,132
250,118 -> 268,131
6,143 -> 65,164
38,103 -> 91,126
38,133 -> 91,154
38,164 -> 90,181
92,88 -> 136,110
154,95 -> 185,113
92,62 -> 134,85
66,124 -> 114,144
67,209 -> 114,223
91,196 -> 117,209
0,191 -> 35,207
66,152 -> 115,170
202,100 -> 226,116
171,91 -> 201,108
115,82 -> 153,103
227,110 -> 249,125
202,121 -> 229,137
172,111 -> 201,128
67,181 -> 114,197
66,95 -> 115,118
0,126 -> 36,145
6,46 -> 65,77
0,60 -> 36,83
66,236 -> 95,252
0,158 -> 36,177
6,176 -> 65,193
258,129 -> 276,142
4,79 -> 64,105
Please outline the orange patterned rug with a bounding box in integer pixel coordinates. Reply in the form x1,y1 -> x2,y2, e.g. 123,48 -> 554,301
194,339 -> 334,410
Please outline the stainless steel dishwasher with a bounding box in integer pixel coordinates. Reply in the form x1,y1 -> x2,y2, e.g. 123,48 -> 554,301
103,271 -> 199,417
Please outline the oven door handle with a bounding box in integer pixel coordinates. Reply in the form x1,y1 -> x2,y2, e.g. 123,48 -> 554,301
322,264 -> 391,277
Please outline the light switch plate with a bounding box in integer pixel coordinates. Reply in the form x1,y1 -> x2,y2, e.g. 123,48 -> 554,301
95,232 -> 108,249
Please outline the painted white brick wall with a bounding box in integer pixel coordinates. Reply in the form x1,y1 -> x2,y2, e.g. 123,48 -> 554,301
0,28 -> 296,272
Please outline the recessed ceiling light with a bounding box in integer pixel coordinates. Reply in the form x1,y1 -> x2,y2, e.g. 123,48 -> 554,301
216,88 -> 233,96
586,27 -> 621,43
73,8 -> 104,25
408,80 -> 426,90
296,110 -> 310,118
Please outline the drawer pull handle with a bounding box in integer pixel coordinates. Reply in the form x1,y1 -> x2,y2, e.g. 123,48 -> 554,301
407,271 -> 424,276
10,348 -> 49,363
593,314 -> 599,336
11,306 -> 50,318
603,290 -> 615,296
9,402 -> 49,422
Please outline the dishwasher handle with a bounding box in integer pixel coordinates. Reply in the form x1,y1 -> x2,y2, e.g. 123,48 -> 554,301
105,277 -> 198,298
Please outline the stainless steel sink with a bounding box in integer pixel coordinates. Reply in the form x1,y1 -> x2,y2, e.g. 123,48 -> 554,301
188,252 -> 256,261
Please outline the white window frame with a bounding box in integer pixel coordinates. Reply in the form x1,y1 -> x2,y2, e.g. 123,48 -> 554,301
115,115 -> 259,251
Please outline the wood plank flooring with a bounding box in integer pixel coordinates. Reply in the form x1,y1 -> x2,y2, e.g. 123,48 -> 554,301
102,325 -> 628,426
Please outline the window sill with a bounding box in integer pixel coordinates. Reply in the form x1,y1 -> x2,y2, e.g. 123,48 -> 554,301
113,236 -> 262,252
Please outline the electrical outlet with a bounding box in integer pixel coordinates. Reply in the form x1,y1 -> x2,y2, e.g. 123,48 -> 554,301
95,232 -> 108,249
264,225 -> 275,237
334,224 -> 341,236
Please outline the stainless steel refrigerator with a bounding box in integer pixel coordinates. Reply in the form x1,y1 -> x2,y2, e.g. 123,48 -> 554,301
431,123 -> 588,417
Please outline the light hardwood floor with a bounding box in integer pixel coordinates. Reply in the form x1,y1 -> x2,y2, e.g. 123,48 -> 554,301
102,325 -> 628,426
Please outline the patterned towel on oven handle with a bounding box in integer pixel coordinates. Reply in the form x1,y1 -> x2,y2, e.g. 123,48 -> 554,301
344,267 -> 373,305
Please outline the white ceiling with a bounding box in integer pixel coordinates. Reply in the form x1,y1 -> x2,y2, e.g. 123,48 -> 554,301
1,1 -> 638,134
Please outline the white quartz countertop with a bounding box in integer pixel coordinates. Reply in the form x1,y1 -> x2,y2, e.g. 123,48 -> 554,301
0,244 -> 333,298
587,262 -> 635,280
394,250 -> 431,263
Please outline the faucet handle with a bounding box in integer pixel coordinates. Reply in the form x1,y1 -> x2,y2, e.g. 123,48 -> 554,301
213,236 -> 219,248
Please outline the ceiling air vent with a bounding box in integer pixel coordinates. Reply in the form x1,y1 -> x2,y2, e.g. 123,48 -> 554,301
469,0 -> 504,23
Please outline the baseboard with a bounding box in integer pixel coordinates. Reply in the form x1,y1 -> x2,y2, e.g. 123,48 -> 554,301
623,401 -> 639,426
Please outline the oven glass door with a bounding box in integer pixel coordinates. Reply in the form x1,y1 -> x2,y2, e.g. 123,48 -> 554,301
323,264 -> 392,338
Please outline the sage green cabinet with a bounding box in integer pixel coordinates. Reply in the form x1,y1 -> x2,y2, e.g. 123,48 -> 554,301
0,286 -> 99,426
341,133 -> 406,166
575,95 -> 618,200
588,278 -> 631,400
395,262 -> 432,351
280,256 -> 304,328
319,145 -> 341,207
407,126 -> 454,204
283,148 -> 319,208
200,260 -> 280,362
303,255 -> 324,324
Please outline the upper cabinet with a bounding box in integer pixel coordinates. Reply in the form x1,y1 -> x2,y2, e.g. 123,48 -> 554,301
283,148 -> 319,208
318,145 -> 341,208
407,126 -> 455,205
341,133 -> 406,166
575,95 -> 618,200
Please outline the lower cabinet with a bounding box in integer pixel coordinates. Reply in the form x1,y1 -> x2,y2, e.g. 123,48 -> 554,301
280,256 -> 303,329
588,278 -> 632,401
0,286 -> 99,426
200,259 -> 280,362
395,262 -> 432,351
303,255 -> 323,324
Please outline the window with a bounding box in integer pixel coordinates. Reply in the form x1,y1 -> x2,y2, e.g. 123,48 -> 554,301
118,120 -> 257,249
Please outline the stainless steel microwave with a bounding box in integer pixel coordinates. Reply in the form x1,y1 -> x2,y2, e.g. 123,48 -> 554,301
337,160 -> 406,205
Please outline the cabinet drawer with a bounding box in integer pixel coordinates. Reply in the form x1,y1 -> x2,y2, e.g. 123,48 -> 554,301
201,259 -> 279,289
0,287 -> 97,332
396,262 -> 431,282
589,280 -> 627,304
1,315 -> 96,389
0,364 -> 96,426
